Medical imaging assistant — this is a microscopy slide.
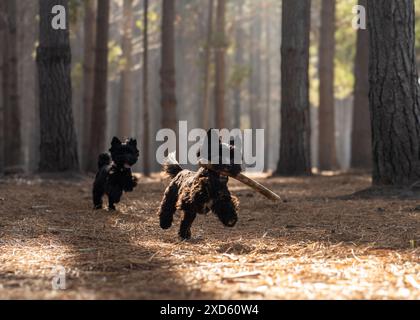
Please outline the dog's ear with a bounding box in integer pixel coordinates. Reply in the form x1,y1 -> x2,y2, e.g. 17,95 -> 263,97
205,128 -> 220,145
199,130 -> 214,161
201,129 -> 220,162
111,137 -> 122,148
128,138 -> 137,147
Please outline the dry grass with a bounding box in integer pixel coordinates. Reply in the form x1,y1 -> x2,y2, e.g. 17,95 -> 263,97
0,173 -> 419,299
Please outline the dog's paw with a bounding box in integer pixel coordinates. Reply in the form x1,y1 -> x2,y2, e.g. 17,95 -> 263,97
108,205 -> 116,211
179,229 -> 192,240
93,204 -> 103,210
160,217 -> 173,230
222,217 -> 238,227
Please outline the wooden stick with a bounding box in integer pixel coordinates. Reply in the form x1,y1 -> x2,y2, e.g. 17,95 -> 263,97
199,163 -> 281,201
234,172 -> 281,201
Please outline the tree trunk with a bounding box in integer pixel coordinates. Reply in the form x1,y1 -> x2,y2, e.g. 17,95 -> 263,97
368,0 -> 420,186
4,0 -> 22,173
202,0 -> 214,129
118,0 -> 134,139
264,2 -> 271,172
70,16 -> 84,171
89,0 -> 110,172
0,1 -> 5,174
276,0 -> 312,176
214,0 -> 226,128
351,0 -> 371,170
318,0 -> 337,171
160,0 -> 177,132
82,0 -> 96,171
249,9 -> 262,131
142,0 -> 150,176
232,1 -> 243,129
37,0 -> 79,172
18,1 -> 39,173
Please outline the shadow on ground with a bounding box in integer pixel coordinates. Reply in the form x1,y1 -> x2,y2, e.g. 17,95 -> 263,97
0,176 -> 215,299
0,173 -> 418,299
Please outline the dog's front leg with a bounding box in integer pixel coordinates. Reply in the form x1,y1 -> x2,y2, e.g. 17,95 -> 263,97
212,194 -> 239,228
108,187 -> 123,211
179,211 -> 197,240
158,181 -> 179,229
123,172 -> 137,192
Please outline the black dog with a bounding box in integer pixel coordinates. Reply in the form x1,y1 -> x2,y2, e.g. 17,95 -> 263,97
93,137 -> 139,210
158,129 -> 242,240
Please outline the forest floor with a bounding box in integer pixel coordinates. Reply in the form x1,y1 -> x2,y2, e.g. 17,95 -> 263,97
0,172 -> 419,299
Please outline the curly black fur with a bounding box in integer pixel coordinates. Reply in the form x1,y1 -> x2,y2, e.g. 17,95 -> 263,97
93,137 -> 139,210
158,129 -> 242,240
162,162 -> 183,179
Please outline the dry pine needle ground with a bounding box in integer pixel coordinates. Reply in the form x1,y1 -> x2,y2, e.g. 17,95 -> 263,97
0,173 -> 419,299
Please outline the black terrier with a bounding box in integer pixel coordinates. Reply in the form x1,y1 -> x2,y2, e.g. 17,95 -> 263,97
157,129 -> 242,240
93,137 -> 139,210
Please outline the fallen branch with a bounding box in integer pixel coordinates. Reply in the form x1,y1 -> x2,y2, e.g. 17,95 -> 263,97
222,271 -> 261,280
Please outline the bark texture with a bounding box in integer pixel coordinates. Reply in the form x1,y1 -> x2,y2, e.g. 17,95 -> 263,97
368,0 -> 420,185
351,0 -> 371,170
276,0 -> 312,176
4,0 -> 22,173
318,0 -> 337,171
143,0 -> 150,176
264,3 -> 271,172
82,0 -> 96,171
37,0 -> 79,172
18,0 -> 39,173
118,0 -> 134,138
89,0 -> 110,172
233,0 -> 243,129
214,0 -> 226,128
202,0 -> 214,129
0,1 -> 5,173
160,0 -> 177,132
249,9 -> 262,131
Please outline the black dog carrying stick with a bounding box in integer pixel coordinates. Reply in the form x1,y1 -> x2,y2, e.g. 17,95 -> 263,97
199,163 -> 281,201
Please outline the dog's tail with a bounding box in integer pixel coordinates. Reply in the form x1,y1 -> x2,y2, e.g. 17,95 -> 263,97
162,152 -> 183,178
98,153 -> 112,169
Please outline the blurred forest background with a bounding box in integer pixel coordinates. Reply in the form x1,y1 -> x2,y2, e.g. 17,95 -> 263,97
1,0 -> 420,175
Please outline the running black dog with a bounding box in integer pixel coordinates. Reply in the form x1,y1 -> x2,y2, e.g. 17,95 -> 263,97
93,137 -> 139,210
158,129 -> 242,239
